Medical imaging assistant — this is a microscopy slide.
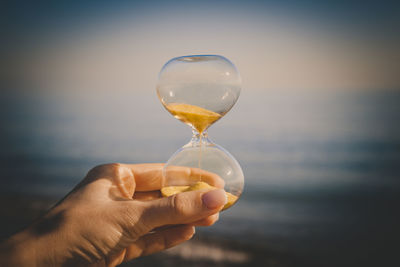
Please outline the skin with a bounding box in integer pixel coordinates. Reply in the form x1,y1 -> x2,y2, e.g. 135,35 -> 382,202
0,163 -> 227,266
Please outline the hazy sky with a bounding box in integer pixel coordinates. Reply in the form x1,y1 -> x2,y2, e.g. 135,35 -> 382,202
2,0 -> 400,92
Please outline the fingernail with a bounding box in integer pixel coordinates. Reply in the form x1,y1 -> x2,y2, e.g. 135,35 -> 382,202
202,189 -> 227,210
190,226 -> 196,237
184,226 -> 195,239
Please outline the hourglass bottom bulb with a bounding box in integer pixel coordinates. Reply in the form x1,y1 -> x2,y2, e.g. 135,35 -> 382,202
162,141 -> 244,210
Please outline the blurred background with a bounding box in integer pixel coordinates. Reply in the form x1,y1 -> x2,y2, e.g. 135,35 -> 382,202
1,0 -> 400,266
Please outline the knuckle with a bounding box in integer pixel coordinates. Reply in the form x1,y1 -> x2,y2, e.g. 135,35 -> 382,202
87,163 -> 121,176
106,163 -> 123,177
120,202 -> 148,238
171,193 -> 190,217
86,163 -> 123,179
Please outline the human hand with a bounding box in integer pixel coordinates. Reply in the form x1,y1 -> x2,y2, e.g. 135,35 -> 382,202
0,163 -> 226,266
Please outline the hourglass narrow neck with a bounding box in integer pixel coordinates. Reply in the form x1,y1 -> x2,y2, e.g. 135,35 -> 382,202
190,130 -> 211,146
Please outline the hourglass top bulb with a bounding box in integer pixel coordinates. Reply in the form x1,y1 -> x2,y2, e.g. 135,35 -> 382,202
157,55 -> 241,133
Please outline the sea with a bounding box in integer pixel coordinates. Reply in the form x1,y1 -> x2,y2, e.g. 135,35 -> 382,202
1,88 -> 399,266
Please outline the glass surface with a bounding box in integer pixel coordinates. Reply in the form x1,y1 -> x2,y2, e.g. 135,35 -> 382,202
156,55 -> 244,210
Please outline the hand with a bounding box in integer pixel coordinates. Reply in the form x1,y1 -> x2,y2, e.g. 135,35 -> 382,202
0,163 -> 227,266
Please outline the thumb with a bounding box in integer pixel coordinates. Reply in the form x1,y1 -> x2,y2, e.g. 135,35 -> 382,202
140,189 -> 227,230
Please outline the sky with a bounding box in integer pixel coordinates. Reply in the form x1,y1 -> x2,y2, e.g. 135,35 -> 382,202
1,0 -> 400,94
1,0 -> 399,194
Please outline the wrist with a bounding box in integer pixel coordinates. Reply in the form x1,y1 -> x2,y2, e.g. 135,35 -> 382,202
1,229 -> 38,266
0,226 -> 56,266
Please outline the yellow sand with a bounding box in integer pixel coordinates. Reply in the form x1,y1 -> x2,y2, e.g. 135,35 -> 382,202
161,181 -> 238,211
166,103 -> 221,133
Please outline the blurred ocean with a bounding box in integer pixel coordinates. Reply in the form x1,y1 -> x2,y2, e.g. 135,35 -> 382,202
1,88 -> 400,266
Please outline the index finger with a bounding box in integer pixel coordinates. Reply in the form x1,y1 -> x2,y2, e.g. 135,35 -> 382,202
164,166 -> 225,189
122,163 -> 225,192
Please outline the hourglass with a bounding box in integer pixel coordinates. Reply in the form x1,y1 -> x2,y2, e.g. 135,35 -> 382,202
156,55 -> 244,210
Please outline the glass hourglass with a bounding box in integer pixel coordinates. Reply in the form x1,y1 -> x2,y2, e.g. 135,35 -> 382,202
156,55 -> 244,210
